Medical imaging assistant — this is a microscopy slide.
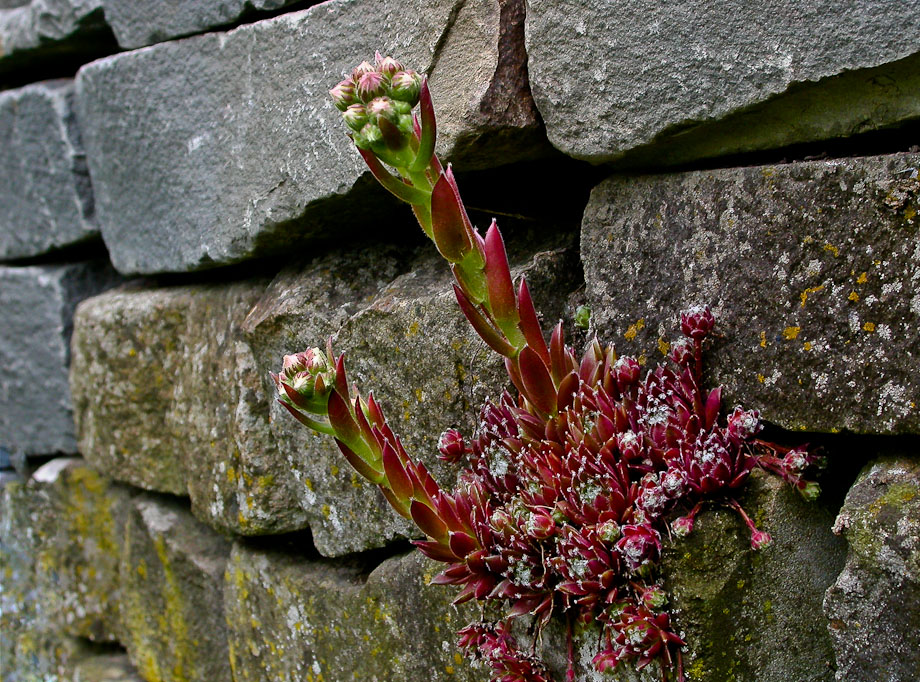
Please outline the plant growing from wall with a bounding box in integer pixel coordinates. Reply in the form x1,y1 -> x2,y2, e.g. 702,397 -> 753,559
274,54 -> 824,682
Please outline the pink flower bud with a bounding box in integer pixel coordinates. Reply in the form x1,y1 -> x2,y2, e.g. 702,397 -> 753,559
616,431 -> 642,460
375,54 -> 403,77
799,481 -> 821,501
356,71 -> 387,101
640,585 -> 668,610
352,60 -> 376,79
390,70 -> 422,104
366,96 -> 397,122
437,428 -> 467,463
342,103 -> 368,131
680,304 -> 715,341
329,79 -> 357,111
490,509 -> 514,532
597,519 -> 621,543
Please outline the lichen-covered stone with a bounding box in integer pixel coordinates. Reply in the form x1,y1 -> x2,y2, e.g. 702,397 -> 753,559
119,494 -> 232,682
0,0 -> 112,79
0,262 -> 120,457
224,543 -> 480,682
823,457 -> 920,682
246,238 -> 579,555
100,0 -> 302,49
75,0 -> 543,274
69,279 -> 310,536
526,0 -> 920,166
581,153 -> 920,435
653,471 -> 845,681
28,458 -> 131,643
0,79 -> 98,260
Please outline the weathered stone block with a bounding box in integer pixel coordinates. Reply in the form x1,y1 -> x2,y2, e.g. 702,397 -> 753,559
581,153 -> 920,434
246,238 -> 579,555
824,457 -> 920,682
70,279 -> 308,536
526,0 -> 920,166
0,262 -> 119,456
0,0 -> 111,78
29,458 -> 131,643
101,0 -> 303,49
119,494 -> 232,682
0,79 -> 97,260
75,0 -> 542,274
224,543 -> 479,682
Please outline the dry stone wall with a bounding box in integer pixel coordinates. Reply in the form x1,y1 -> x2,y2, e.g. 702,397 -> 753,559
1,0 -> 917,681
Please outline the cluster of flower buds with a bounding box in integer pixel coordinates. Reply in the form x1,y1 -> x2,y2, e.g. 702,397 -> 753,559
329,53 -> 424,166
273,56 -> 825,682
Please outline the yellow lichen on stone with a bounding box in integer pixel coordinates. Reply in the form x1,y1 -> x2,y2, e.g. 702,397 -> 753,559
624,318 -> 645,340
848,291 -> 860,302
657,337 -> 670,356
783,327 -> 801,340
823,243 -> 839,257
863,322 -> 876,332
759,331 -> 767,348
799,284 -> 824,307
856,271 -> 868,284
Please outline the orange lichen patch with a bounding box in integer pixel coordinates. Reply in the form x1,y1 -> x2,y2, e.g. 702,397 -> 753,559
757,374 -> 766,383
800,285 -> 825,307
657,337 -> 671,356
783,326 -> 801,340
624,318 -> 645,341
863,322 -> 876,333
856,272 -> 868,284
848,291 -> 860,302
759,331 -> 767,348
803,342 -> 813,351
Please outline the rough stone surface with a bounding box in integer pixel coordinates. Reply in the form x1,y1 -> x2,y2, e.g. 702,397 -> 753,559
525,0 -> 920,165
69,279 -> 308,536
581,153 -> 920,435
0,79 -> 97,260
225,544 -> 480,681
0,262 -> 120,456
823,457 -> 920,682
101,0 -> 304,49
72,652 -> 145,682
0,0 -> 111,78
75,0 -> 543,274
245,237 -> 579,555
119,494 -> 232,682
29,457 -> 131,643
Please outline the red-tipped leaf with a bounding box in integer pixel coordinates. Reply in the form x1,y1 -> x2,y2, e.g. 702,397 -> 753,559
409,77 -> 436,173
410,500 -> 449,543
358,147 -> 429,205
430,171 -> 473,262
483,220 -> 517,325
453,284 -> 516,357
381,441 -> 413,502
279,401 -> 335,436
517,278 -> 550,364
335,439 -> 383,484
519,346 -> 557,415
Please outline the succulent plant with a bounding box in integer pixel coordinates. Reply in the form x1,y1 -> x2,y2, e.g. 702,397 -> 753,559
274,54 -> 824,682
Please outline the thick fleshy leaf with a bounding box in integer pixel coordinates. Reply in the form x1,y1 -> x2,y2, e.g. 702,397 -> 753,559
333,354 -> 350,400
453,284 -> 515,357
358,147 -> 429,205
279,401 -> 334,436
483,220 -> 517,325
410,499 -> 449,543
382,441 -> 412,502
550,322 -> 569,384
379,485 -> 411,519
409,77 -> 436,173
556,371 -> 579,412
281,381 -> 310,410
448,531 -> 478,558
328,390 -> 361,449
430,171 -> 473,262
519,346 -> 557,415
335,439 -> 383,484
413,540 -> 459,563
705,387 -> 722,428
517,278 -> 550,364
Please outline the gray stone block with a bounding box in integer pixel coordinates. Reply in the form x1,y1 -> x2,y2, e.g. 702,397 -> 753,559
526,0 -> 920,166
0,262 -> 119,456
0,79 -> 97,260
69,279 -> 310,536
581,153 -> 920,434
119,494 -> 232,682
0,0 -> 109,74
75,0 -> 543,274
101,0 -> 303,49
224,544 -> 480,682
824,456 -> 920,682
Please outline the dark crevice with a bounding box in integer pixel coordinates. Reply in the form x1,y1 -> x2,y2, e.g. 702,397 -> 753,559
427,0 -> 468,77
1,234 -> 109,267
617,118 -> 920,177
